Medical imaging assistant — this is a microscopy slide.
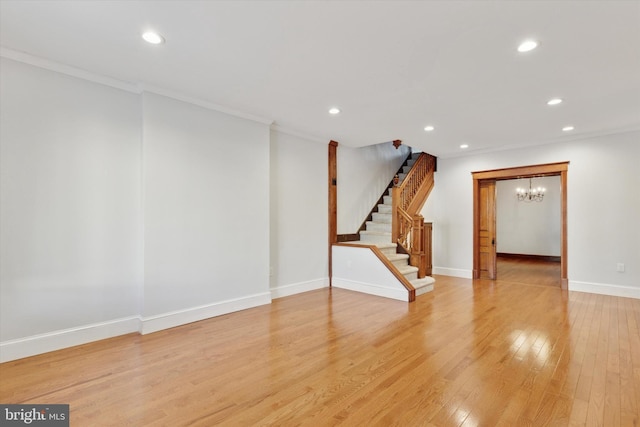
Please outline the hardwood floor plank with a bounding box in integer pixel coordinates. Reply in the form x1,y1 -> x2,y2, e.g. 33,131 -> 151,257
1,273 -> 639,426
497,255 -> 561,287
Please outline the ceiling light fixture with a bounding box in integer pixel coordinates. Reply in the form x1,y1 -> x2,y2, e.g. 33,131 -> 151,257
424,125 -> 435,132
328,107 -> 340,115
517,40 -> 538,53
460,144 -> 469,149
142,31 -> 165,45
516,178 -> 545,202
562,126 -> 575,132
547,98 -> 563,106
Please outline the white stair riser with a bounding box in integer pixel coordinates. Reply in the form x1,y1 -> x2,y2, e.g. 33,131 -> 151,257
366,221 -> 391,232
372,212 -> 392,223
360,232 -> 392,244
415,284 -> 434,296
391,258 -> 409,269
377,204 -> 392,214
403,271 -> 418,281
379,247 -> 397,257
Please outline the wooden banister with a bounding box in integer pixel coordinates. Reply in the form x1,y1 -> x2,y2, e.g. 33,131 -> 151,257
391,152 -> 436,278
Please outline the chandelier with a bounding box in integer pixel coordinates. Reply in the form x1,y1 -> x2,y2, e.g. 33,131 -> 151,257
516,178 -> 545,202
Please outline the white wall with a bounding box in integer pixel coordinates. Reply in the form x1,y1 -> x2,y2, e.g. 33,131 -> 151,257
496,176 -> 561,256
0,58 -> 142,342
0,58 -> 274,360
422,131 -> 640,297
269,130 -> 328,298
337,142 -> 410,234
142,93 -> 271,325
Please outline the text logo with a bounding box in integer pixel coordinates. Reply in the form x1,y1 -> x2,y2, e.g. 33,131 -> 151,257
1,405 -> 69,426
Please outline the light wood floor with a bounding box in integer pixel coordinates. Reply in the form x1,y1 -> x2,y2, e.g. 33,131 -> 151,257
497,256 -> 562,287
1,276 -> 639,426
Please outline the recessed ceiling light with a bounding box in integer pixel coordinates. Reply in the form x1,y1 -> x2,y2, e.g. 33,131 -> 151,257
547,98 -> 563,106
328,107 -> 340,115
460,144 -> 469,149
424,125 -> 435,132
517,40 -> 538,53
562,126 -> 575,132
142,31 -> 165,45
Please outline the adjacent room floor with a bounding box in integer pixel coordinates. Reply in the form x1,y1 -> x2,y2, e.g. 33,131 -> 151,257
496,255 -> 562,288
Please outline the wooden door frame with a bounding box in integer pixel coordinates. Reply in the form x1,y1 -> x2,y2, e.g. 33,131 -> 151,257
472,162 -> 569,289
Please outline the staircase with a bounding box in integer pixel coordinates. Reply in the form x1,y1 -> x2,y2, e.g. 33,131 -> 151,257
343,153 -> 435,296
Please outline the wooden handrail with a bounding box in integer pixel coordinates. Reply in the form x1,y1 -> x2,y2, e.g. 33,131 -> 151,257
397,153 -> 436,213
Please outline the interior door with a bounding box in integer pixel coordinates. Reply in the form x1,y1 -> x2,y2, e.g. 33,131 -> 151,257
478,180 -> 496,279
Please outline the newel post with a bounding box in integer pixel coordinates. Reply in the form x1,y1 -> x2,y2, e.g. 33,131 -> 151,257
391,187 -> 400,244
410,215 -> 425,278
424,222 -> 433,276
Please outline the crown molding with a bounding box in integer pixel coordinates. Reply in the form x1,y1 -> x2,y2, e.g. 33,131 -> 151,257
1,46 -> 274,126
140,84 -> 273,125
270,124 -> 329,144
1,46 -> 140,93
440,125 -> 640,159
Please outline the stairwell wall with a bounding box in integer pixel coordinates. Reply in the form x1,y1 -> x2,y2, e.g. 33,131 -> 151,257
337,142 -> 410,234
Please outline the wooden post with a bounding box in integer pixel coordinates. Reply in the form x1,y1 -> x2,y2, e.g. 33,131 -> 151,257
391,186 -> 400,245
424,222 -> 433,276
328,140 -> 338,286
410,215 -> 425,278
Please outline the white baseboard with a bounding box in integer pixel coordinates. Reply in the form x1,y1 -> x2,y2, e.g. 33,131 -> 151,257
569,281 -> 640,299
141,292 -> 272,334
0,316 -> 141,363
433,267 -> 473,279
271,278 -> 328,299
1,293 -> 274,362
332,278 -> 409,302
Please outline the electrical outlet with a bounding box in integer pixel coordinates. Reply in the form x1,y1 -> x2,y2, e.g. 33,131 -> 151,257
616,263 -> 625,273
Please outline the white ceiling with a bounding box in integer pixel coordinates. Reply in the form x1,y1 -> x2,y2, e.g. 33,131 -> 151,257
1,0 -> 639,158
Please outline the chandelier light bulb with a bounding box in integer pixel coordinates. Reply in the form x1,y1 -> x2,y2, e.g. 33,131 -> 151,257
516,178 -> 545,202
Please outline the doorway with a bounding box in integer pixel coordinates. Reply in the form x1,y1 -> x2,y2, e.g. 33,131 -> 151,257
497,176 -> 561,287
472,162 -> 569,289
